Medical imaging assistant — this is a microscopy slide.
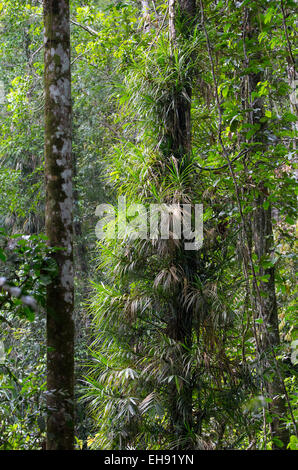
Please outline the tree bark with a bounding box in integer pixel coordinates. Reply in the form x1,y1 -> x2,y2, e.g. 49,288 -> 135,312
141,0 -> 151,31
43,0 -> 74,450
252,188 -> 289,449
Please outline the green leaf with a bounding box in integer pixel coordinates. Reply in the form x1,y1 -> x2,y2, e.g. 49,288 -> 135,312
287,435 -> 298,450
0,248 -> 6,262
285,215 -> 295,225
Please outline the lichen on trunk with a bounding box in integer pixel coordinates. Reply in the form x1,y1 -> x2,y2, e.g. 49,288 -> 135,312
43,0 -> 74,450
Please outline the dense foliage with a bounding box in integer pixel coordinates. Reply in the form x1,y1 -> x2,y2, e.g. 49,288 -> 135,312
0,0 -> 297,450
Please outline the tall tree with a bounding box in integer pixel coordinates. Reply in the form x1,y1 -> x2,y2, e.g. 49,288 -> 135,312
43,0 -> 74,450
163,0 -> 197,445
245,8 -> 290,449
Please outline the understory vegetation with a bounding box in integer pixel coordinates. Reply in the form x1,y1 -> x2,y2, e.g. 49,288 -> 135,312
0,0 -> 297,451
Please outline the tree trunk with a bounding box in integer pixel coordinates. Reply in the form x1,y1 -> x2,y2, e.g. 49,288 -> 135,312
163,0 -> 196,160
43,0 -> 74,450
252,188 -> 289,449
246,11 -> 289,450
73,153 -> 88,275
141,0 -> 151,31
165,0 -> 196,447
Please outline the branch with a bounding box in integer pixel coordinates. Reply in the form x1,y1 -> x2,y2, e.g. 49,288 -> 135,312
196,149 -> 248,171
146,3 -> 169,55
280,0 -> 296,72
70,19 -> 99,37
71,48 -> 92,65
29,44 -> 44,66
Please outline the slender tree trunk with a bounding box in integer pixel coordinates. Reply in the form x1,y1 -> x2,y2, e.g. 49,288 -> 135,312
252,188 -> 289,449
246,12 -> 289,449
139,0 -> 151,31
73,153 -> 88,275
43,0 -> 74,450
164,0 -> 195,159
